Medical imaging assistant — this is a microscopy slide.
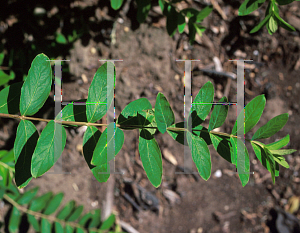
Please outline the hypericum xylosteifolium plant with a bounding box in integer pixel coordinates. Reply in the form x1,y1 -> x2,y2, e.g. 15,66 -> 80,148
110,0 -> 299,44
0,53 -> 297,189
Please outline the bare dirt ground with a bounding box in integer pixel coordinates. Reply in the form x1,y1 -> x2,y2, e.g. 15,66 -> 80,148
1,0 -> 300,232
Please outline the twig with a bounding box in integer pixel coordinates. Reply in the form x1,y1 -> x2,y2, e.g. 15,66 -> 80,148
210,0 -> 227,20
119,220 -> 140,233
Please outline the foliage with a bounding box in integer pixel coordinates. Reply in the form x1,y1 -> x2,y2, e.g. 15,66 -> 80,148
0,51 -> 15,87
0,149 -> 124,233
110,0 -> 299,42
0,53 -> 296,189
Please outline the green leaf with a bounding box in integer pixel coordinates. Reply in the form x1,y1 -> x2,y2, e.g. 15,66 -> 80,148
43,192 -> 64,215
238,0 -> 266,16
139,129 -> 163,188
139,108 -> 157,135
232,95 -> 266,135
230,137 -> 250,187
67,205 -> 84,222
65,225 -> 74,233
41,218 -> 52,233
167,122 -> 187,145
195,5 -> 213,22
190,81 -> 214,126
166,5 -> 178,37
155,92 -> 175,134
0,70 -> 15,86
57,200 -> 75,220
56,33 -> 68,44
100,214 -> 115,230
187,131 -> 211,180
265,135 -> 290,150
177,13 -> 186,33
192,125 -> 212,145
251,142 -> 275,183
29,192 -> 53,212
252,113 -> 289,140
269,149 -> 296,155
20,53 -> 52,116
276,0 -> 298,5
111,0 -> 123,10
55,99 -> 87,127
117,98 -> 152,127
273,11 -> 295,31
86,62 -> 115,123
31,120 -> 67,178
14,120 -> 39,188
88,209 -> 101,228
82,126 -> 110,183
79,212 -> 92,226
269,15 -> 278,33
181,8 -> 199,19
27,215 -> 40,232
0,82 -> 22,114
194,24 -> 206,37
250,14 -> 272,33
17,187 -> 39,205
210,133 -> 233,163
91,123 -> 124,166
158,0 -> 166,12
136,0 -> 151,23
208,97 -> 228,131
188,19 -> 196,44
54,222 -> 64,232
8,206 -> 21,233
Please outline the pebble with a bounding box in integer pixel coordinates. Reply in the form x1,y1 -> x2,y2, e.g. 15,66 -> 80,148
214,169 -> 222,178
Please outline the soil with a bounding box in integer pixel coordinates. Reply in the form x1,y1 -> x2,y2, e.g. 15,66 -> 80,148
0,0 -> 300,233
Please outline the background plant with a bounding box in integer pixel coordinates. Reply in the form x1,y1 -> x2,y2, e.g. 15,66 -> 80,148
0,149 -> 124,233
0,53 -> 296,190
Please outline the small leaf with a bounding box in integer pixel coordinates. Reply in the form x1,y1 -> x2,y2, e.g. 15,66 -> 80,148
232,95 -> 266,135
17,187 -> 39,205
8,206 -> 21,233
177,13 -> 186,33
210,133 -> 233,163
187,131 -> 211,180
54,222 -> 64,232
166,5 -> 178,36
269,15 -> 278,33
43,192 -> 64,215
20,53 -> 52,116
100,214 -> 115,230
136,0 -> 151,23
82,126 -> 110,183
29,192 -> 53,212
111,0 -> 123,10
57,200 -> 75,220
117,98 -> 152,127
67,205 -> 83,222
14,120 -> 39,188
91,123 -> 124,166
269,149 -> 297,155
276,0 -> 297,5
167,122 -> 186,145
252,113 -> 289,140
230,137 -> 250,187
238,0 -> 266,16
273,155 -> 289,168
251,142 -> 275,183
56,33 -> 68,44
41,218 -> 51,233
155,92 -> 175,134
55,99 -> 87,127
208,97 -> 228,131
188,18 -> 196,44
88,209 -> 101,228
192,125 -> 212,145
139,129 -> 163,188
250,14 -> 272,33
27,215 -> 40,232
31,120 -> 67,178
195,5 -> 213,22
190,81 -> 214,126
181,8 -> 199,19
0,82 -> 22,114
273,11 -> 295,31
86,62 -> 115,123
